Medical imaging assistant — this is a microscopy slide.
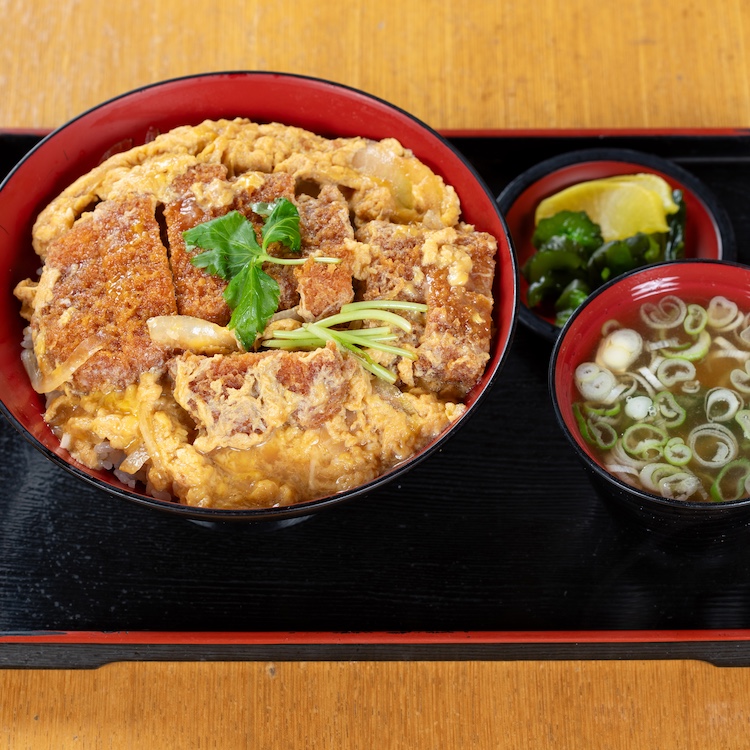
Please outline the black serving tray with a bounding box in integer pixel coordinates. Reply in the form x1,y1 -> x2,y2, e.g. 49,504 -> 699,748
3,129 -> 750,668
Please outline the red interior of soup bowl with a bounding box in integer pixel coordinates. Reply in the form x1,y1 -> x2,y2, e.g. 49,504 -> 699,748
551,259 -> 750,471
0,71 -> 518,520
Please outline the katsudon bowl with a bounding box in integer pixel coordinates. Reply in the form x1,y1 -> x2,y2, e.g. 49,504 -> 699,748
0,72 -> 518,524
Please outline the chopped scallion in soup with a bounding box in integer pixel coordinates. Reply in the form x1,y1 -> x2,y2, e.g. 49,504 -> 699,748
573,294 -> 750,502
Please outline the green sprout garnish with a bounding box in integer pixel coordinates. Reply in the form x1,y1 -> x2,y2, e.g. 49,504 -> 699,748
263,301 -> 427,384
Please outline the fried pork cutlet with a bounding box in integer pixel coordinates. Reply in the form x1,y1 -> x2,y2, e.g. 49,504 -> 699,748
356,221 -> 496,397
28,194 -> 177,393
163,163 -> 234,326
164,166 -> 299,323
294,185 -> 356,320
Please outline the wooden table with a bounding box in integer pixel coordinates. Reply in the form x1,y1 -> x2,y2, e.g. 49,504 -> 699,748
3,1 -> 750,747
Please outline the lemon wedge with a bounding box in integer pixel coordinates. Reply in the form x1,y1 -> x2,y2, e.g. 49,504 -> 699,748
603,173 -> 679,213
535,174 -> 679,242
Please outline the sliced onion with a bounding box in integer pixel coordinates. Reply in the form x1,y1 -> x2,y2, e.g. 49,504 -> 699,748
147,315 -> 240,354
646,337 -> 680,352
117,445 -> 150,474
22,332 -> 107,394
708,336 -> 750,362
639,461 -> 704,501
656,358 -> 696,387
687,423 -> 738,468
617,371 -> 656,398
640,295 -> 687,329
604,462 -> 640,483
607,439 -> 649,471
705,387 -> 743,422
736,409 -> 750,439
637,366 -> 664,392
639,463 -> 683,493
600,319 -> 622,337
660,471 -> 706,501
681,380 -> 701,394
730,367 -> 750,393
738,322 -> 750,347
707,296 -> 741,330
574,362 -> 617,402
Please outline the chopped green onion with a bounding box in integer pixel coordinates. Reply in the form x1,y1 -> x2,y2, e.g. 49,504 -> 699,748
664,437 -> 692,466
588,418 -> 618,449
684,303 -> 708,335
662,329 -> 711,361
653,391 -> 686,428
622,422 -> 668,459
710,458 -> 750,502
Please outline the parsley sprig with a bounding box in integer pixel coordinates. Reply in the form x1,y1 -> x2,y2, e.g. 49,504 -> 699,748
184,199 -> 338,349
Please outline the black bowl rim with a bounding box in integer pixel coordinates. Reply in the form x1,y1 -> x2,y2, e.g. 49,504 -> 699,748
548,257 -> 750,514
497,146 -> 738,344
0,70 -> 519,523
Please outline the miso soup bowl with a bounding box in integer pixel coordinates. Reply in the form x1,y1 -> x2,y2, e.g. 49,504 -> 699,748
0,71 -> 518,524
550,259 -> 750,539
498,148 -> 736,343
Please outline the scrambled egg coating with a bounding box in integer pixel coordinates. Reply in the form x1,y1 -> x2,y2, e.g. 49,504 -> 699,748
15,119 -> 497,509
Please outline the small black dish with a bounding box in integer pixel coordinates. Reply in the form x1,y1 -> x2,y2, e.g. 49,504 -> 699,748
498,148 -> 737,342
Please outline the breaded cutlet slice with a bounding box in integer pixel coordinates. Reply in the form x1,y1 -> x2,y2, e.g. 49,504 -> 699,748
294,185 -> 356,321
163,163 -> 234,325
236,172 -> 300,312
355,221 -> 496,397
164,167 -> 300,323
30,194 -> 178,393
170,342 -> 358,452
414,269 -> 494,398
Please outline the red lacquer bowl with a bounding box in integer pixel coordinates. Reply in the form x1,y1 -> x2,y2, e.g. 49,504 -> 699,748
0,72 -> 518,523
497,149 -> 735,343
550,259 -> 750,539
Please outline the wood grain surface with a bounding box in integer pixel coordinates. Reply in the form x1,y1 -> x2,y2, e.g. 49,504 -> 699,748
2,0 -> 750,132
3,659 -> 750,749
3,1 -> 750,748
